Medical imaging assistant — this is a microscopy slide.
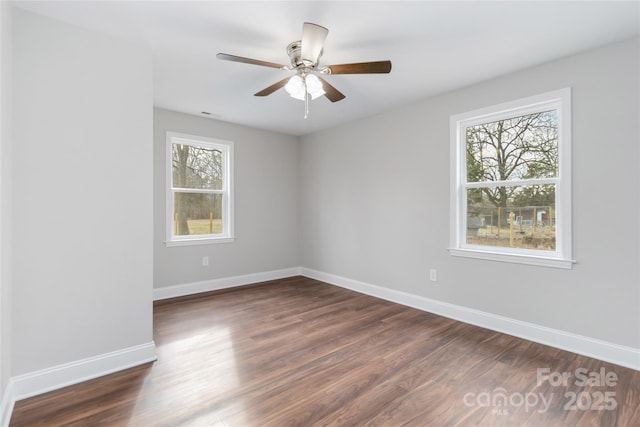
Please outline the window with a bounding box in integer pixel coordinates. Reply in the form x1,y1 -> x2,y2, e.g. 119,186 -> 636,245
166,132 -> 234,246
450,88 -> 573,268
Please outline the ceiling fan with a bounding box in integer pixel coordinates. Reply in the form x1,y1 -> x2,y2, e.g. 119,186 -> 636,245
216,22 -> 392,118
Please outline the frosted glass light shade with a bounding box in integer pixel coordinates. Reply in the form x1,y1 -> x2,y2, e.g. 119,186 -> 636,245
285,75 -> 306,100
305,74 -> 325,99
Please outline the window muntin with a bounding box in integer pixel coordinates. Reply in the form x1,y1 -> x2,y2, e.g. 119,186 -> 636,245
166,132 -> 233,245
450,89 -> 572,268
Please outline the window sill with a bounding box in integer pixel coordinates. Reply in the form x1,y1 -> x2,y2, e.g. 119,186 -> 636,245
449,248 -> 575,269
165,237 -> 235,247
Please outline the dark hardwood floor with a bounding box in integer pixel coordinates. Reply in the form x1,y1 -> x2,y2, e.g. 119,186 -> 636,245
10,276 -> 640,426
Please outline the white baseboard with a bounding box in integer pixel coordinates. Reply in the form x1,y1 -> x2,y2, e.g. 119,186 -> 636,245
10,341 -> 157,402
300,267 -> 640,371
153,267 -> 302,301
0,380 -> 15,427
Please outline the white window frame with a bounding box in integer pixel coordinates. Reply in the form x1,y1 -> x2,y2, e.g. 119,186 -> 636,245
449,88 -> 574,269
166,131 -> 234,246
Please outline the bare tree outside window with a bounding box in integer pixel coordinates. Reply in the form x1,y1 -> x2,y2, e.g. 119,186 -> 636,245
172,144 -> 224,236
464,110 -> 559,250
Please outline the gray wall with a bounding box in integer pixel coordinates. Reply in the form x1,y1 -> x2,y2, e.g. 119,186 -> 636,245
12,9 -> 153,375
153,109 -> 300,288
0,0 -> 12,400
299,37 -> 640,349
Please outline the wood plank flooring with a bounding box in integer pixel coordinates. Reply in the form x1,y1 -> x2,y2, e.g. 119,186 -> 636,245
10,276 -> 640,426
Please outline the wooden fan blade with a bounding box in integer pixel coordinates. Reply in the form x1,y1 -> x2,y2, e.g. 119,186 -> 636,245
254,77 -> 290,97
301,22 -> 328,64
326,60 -> 392,74
317,76 -> 345,102
216,53 -> 287,70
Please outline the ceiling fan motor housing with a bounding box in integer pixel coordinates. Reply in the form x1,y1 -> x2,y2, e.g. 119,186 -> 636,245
287,41 -> 321,68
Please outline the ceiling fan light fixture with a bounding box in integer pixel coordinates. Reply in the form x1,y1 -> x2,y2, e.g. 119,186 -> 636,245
285,74 -> 325,101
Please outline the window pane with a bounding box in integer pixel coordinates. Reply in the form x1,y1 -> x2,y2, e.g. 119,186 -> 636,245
172,144 -> 223,190
174,192 -> 223,236
466,110 -> 558,182
466,185 -> 556,251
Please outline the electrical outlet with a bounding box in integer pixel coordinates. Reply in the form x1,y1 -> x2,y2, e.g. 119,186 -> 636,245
202,256 -> 209,266
429,269 -> 437,282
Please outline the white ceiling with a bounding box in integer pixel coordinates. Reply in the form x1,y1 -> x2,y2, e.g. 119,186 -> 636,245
13,1 -> 640,136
